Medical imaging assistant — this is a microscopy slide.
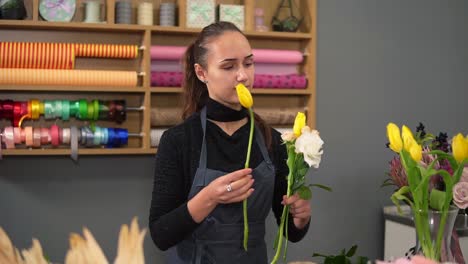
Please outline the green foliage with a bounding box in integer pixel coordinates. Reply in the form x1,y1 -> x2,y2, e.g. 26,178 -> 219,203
312,245 -> 369,264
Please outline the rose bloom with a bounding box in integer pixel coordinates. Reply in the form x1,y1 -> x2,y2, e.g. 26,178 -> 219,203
453,181 -> 468,209
281,131 -> 295,142
295,129 -> 323,168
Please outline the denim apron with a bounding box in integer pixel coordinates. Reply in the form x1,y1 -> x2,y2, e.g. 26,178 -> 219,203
166,107 -> 275,264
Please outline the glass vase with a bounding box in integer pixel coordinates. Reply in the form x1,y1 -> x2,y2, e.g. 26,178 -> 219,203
413,205 -> 459,262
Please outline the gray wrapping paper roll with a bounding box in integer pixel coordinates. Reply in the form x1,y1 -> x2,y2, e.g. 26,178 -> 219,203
150,128 -> 166,147
150,107 -> 306,127
255,107 -> 307,125
150,108 -> 182,127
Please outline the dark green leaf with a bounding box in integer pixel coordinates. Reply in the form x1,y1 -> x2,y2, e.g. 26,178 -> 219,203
345,245 -> 357,257
312,253 -> 329,258
357,256 -> 369,264
309,183 -> 333,192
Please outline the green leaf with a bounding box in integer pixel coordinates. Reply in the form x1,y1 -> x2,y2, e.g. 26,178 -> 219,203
345,245 -> 357,257
391,186 -> 413,214
309,183 -> 333,192
357,256 -> 369,264
312,253 -> 329,258
324,257 -> 334,264
429,189 -> 445,211
297,185 -> 312,200
380,178 -> 394,188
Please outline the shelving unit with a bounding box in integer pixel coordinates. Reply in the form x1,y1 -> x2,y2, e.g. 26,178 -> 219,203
0,0 -> 316,156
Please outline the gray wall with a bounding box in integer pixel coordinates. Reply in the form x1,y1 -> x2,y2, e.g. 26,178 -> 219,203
1,0 -> 467,263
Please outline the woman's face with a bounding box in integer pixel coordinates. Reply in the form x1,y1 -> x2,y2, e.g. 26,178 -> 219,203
196,31 -> 254,110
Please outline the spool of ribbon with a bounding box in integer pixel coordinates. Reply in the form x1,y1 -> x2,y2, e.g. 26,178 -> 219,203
0,42 -> 75,69
0,69 -> 138,86
137,2 -> 153,25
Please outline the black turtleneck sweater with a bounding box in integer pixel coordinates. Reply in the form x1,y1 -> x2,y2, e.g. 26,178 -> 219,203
149,99 -> 310,251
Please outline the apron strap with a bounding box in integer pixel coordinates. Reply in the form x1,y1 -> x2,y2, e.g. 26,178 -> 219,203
199,107 -> 208,170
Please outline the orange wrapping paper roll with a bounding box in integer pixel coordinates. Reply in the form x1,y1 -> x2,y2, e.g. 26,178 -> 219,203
0,69 -> 138,86
74,44 -> 138,58
0,42 -> 75,69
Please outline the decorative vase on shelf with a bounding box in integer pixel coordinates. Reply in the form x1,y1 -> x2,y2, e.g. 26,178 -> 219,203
413,205 -> 459,262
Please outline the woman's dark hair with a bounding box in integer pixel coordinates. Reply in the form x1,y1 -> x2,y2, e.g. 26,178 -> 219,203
181,21 -> 272,149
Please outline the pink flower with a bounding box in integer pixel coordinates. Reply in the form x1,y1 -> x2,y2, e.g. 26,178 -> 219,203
453,181 -> 468,209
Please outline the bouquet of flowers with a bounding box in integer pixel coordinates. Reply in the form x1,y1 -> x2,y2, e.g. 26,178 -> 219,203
385,122 -> 468,262
271,112 -> 329,264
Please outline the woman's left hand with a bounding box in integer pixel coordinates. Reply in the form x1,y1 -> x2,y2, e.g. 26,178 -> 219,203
282,194 -> 311,229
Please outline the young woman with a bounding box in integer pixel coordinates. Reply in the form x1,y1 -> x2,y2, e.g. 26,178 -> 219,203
149,21 -> 311,264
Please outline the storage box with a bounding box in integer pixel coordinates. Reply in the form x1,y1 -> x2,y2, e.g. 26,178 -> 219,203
218,4 -> 244,30
186,0 -> 215,28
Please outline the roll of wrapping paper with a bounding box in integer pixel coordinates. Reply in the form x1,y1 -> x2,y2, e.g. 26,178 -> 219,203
253,74 -> 307,89
149,107 -> 305,127
150,71 -> 307,89
150,71 -> 183,87
150,46 -> 303,64
150,107 -> 182,127
0,69 -> 138,86
150,128 -> 166,147
0,42 -> 75,69
74,43 -> 138,59
255,107 -> 307,125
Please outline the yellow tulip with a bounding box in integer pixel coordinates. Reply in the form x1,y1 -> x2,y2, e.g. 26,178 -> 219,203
452,133 -> 468,163
409,143 -> 422,162
293,112 -> 306,137
235,83 -> 253,108
402,125 -> 416,151
386,123 -> 403,153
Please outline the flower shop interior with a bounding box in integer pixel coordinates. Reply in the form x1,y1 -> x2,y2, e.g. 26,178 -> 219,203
1,0 -> 468,263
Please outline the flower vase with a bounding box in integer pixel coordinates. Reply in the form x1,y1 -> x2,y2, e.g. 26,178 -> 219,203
413,206 -> 459,262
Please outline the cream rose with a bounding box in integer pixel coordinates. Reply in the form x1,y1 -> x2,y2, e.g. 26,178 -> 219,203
295,129 -> 324,168
281,131 -> 296,142
453,181 -> 468,209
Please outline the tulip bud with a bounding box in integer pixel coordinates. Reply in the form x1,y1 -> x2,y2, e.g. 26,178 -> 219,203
235,83 -> 253,108
293,112 -> 306,137
386,123 -> 403,153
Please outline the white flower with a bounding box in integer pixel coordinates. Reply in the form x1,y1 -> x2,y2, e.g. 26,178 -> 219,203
281,131 -> 295,142
295,129 -> 324,168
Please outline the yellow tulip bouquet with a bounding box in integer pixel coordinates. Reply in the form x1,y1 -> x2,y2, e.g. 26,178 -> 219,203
271,112 -> 329,264
385,122 -> 468,261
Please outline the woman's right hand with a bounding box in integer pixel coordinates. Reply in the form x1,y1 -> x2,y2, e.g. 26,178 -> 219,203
188,168 -> 254,223
207,168 -> 255,205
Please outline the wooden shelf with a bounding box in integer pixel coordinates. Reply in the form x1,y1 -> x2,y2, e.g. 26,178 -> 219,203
1,148 -> 154,155
0,20 -> 311,40
0,0 -> 317,156
150,87 -> 312,95
0,85 -> 147,93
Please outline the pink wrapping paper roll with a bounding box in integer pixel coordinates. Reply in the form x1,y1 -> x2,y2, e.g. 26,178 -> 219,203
150,71 -> 306,89
0,68 -> 138,86
150,60 -> 183,72
252,49 -> 303,64
150,45 -> 303,64
0,42 -> 75,69
151,71 -> 183,87
150,46 -> 187,60
253,74 -> 307,89
74,44 -> 138,58
254,63 -> 298,75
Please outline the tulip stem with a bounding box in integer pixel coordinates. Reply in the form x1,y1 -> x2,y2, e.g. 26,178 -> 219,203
243,108 -> 254,251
